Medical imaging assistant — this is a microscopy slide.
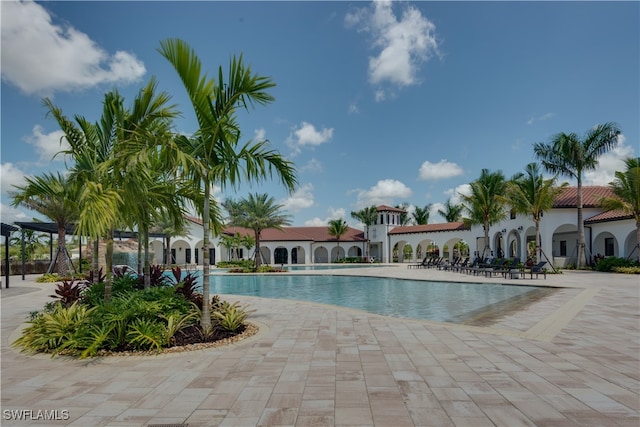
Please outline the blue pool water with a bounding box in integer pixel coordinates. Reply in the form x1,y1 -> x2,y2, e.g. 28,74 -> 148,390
193,274 -> 553,324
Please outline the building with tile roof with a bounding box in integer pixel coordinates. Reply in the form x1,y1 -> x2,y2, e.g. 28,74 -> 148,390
149,186 -> 637,268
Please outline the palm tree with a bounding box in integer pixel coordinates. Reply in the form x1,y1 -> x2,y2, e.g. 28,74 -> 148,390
438,199 -> 464,222
328,219 -> 349,261
160,36 -> 297,330
395,203 -> 411,226
350,205 -> 377,259
10,172 -> 79,276
47,80 -> 179,297
460,169 -> 508,259
412,204 -> 433,225
599,157 -> 640,261
504,163 -> 568,263
534,122 -> 621,268
225,193 -> 291,269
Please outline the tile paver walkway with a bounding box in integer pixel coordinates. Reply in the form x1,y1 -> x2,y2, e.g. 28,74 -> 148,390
1,267 -> 638,426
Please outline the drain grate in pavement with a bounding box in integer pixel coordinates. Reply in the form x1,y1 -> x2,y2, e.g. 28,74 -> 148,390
147,424 -> 188,427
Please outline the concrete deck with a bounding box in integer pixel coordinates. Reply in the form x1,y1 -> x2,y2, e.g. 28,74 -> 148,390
1,267 -> 638,426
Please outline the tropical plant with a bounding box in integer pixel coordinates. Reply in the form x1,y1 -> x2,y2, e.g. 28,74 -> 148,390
504,163 -> 568,263
350,205 -> 378,259
224,193 -> 291,269
599,157 -> 640,261
533,122 -> 621,268
328,218 -> 349,261
459,169 -> 508,258
212,301 -> 254,333
438,199 -> 464,222
412,204 -> 433,225
50,280 -> 86,308
10,172 -> 79,276
13,303 -> 96,357
159,38 -> 297,329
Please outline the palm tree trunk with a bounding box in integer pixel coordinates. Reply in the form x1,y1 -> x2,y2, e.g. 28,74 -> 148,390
483,223 -> 490,259
137,236 -> 143,274
254,231 -> 261,269
92,239 -> 99,276
165,236 -> 171,268
104,228 -> 114,302
535,219 -> 541,263
143,226 -> 150,289
55,224 -> 70,276
201,183 -> 211,330
576,179 -> 586,268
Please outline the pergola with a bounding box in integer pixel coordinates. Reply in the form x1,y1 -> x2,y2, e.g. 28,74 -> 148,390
5,222 -> 166,284
2,223 -> 19,288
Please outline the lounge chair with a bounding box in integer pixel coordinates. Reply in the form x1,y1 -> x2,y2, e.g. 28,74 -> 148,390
408,256 -> 430,269
500,258 -> 521,278
484,258 -> 505,277
527,261 -> 547,279
452,257 -> 470,273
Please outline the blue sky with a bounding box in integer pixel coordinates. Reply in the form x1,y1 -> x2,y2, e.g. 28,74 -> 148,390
1,1 -> 638,227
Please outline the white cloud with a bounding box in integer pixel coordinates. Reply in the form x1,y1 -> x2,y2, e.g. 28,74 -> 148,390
303,207 -> 346,226
300,158 -> 323,173
348,102 -> 360,114
24,125 -> 69,163
418,159 -> 464,181
527,112 -> 555,126
0,203 -> 30,224
286,122 -> 334,156
1,0 -> 145,96
430,202 -> 445,224
353,179 -> 412,208
346,1 -> 440,98
253,128 -> 267,142
1,163 -> 27,194
280,183 -> 315,213
585,135 -> 635,185
444,183 -> 471,206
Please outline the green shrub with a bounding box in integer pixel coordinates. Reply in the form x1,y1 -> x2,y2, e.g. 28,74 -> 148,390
595,256 -> 640,272
612,266 -> 640,274
36,273 -> 63,283
217,260 -> 254,269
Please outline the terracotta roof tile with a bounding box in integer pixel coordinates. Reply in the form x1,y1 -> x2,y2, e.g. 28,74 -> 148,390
553,186 -> 615,208
585,209 -> 634,223
223,226 -> 365,242
376,205 -> 406,213
389,222 -> 469,235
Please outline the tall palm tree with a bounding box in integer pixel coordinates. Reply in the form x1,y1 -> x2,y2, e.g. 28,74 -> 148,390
350,205 -> 377,259
10,172 -> 79,276
160,37 -> 297,329
534,122 -> 621,268
225,194 -> 290,268
460,169 -> 507,259
438,199 -> 464,222
412,204 -> 433,225
328,219 -> 349,261
599,157 -> 640,261
504,163 -> 568,263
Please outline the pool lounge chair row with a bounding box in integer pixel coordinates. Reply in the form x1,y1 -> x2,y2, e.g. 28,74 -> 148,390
454,257 -> 547,279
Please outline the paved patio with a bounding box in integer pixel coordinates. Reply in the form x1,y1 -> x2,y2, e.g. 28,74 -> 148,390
1,267 -> 638,426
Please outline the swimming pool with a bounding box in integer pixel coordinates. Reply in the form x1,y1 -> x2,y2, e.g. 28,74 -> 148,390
197,274 -> 555,324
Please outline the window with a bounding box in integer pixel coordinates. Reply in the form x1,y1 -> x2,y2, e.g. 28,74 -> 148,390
560,240 -> 567,257
510,209 -> 516,220
605,238 -> 614,256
